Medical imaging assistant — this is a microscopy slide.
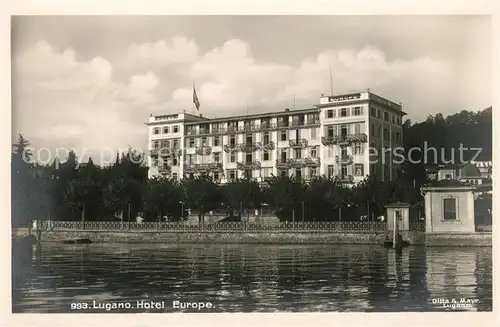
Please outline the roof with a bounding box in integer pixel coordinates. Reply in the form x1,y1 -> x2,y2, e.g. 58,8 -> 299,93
459,164 -> 482,178
385,201 -> 411,208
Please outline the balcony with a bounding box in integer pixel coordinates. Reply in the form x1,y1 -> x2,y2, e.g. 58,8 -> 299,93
227,125 -> 238,133
184,163 -> 223,173
291,120 -> 305,127
236,161 -> 261,170
321,136 -> 338,145
223,144 -> 238,153
347,133 -> 368,143
336,155 -> 353,165
195,146 -> 212,156
304,157 -> 321,167
187,129 -> 197,136
288,158 -> 303,168
289,138 -> 308,148
277,121 -> 289,128
306,119 -> 320,126
242,124 -> 257,132
338,175 -> 354,183
239,142 -> 262,152
149,148 -> 171,158
276,159 -> 289,169
157,165 -> 171,174
262,141 -> 275,150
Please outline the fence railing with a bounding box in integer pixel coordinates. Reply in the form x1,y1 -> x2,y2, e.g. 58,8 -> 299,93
35,220 -> 393,233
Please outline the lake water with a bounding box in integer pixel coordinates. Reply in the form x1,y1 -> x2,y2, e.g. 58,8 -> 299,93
12,243 -> 492,313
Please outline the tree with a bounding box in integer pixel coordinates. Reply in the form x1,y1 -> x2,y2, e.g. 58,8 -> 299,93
263,176 -> 305,221
11,134 -> 35,227
221,179 -> 262,220
143,177 -> 185,222
183,175 -> 221,226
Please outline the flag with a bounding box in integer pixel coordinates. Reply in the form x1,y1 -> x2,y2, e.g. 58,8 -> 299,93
193,85 -> 200,111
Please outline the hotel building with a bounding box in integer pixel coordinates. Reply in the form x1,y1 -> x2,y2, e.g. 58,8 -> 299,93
146,90 -> 406,184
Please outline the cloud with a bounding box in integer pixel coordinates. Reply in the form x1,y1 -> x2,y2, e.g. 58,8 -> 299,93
127,36 -> 200,68
13,36 -> 490,165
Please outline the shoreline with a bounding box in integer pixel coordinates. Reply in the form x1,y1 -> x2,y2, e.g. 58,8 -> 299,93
30,230 -> 492,247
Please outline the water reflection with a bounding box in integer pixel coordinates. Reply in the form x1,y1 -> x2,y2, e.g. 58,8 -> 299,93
12,244 -> 492,313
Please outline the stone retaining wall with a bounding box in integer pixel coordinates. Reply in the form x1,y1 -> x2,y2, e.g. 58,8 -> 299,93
38,230 -> 386,245
425,232 -> 492,246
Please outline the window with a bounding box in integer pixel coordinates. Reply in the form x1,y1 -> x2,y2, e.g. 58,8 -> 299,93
370,106 -> 376,117
246,153 -> 253,162
311,147 -> 317,158
392,115 -> 395,124
353,106 -> 363,116
340,108 -> 348,117
295,168 -> 302,180
310,167 -> 317,178
371,124 -> 375,137
244,169 -> 252,179
162,140 -> 170,148
172,173 -> 178,180
354,144 -> 363,155
214,136 -> 221,146
341,164 -> 348,177
152,158 -> 158,167
213,152 -> 220,163
327,110 -> 334,118
201,137 -> 207,146
391,131 -> 395,140
229,170 -> 236,181
153,140 -> 160,149
163,126 -> 169,134
327,146 -> 334,158
153,128 -> 160,135
173,125 -> 179,133
280,131 -> 287,141
354,164 -> 364,176
280,149 -> 288,162
263,132 -> 270,144
246,134 -> 253,144
263,151 -> 270,161
279,169 -> 288,177
384,112 -> 389,121
230,135 -> 236,145
341,147 -> 348,158
395,132 -> 401,142
187,154 -> 194,165
377,126 -> 382,137
172,157 -> 178,166
383,128 -> 389,140
327,165 -> 334,178
294,149 -> 301,159
189,138 -> 195,148
445,173 -> 452,179
230,153 -> 236,163
443,198 -> 457,220
377,110 -> 381,119
327,126 -> 334,137
311,128 -> 317,140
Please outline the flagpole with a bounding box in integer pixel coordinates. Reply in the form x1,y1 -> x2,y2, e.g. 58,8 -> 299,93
192,80 -> 195,115
329,63 -> 333,95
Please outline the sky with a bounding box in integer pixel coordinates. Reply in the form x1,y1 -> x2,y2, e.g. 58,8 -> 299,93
11,15 -> 493,165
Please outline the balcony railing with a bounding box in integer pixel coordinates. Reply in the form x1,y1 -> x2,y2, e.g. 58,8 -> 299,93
277,121 -> 289,128
336,155 -> 353,164
184,163 -> 223,173
262,141 -> 275,150
236,161 -> 261,170
304,157 -> 321,167
321,133 -> 368,146
306,119 -> 320,126
289,138 -> 308,148
276,159 -> 289,169
288,158 -> 303,168
149,147 -> 172,158
239,142 -> 262,152
291,120 -> 305,127
223,144 -> 238,153
195,146 -> 212,156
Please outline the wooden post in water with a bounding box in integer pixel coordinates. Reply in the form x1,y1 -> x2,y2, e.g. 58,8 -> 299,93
82,203 -> 86,230
393,210 -> 402,250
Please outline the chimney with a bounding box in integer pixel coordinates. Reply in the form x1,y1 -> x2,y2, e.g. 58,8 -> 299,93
285,108 -> 290,112
200,114 -> 203,117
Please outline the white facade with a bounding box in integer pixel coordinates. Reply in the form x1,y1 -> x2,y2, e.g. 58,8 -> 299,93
146,91 -> 406,184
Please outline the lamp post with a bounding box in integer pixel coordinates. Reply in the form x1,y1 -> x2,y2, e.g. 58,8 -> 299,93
179,201 -> 184,221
